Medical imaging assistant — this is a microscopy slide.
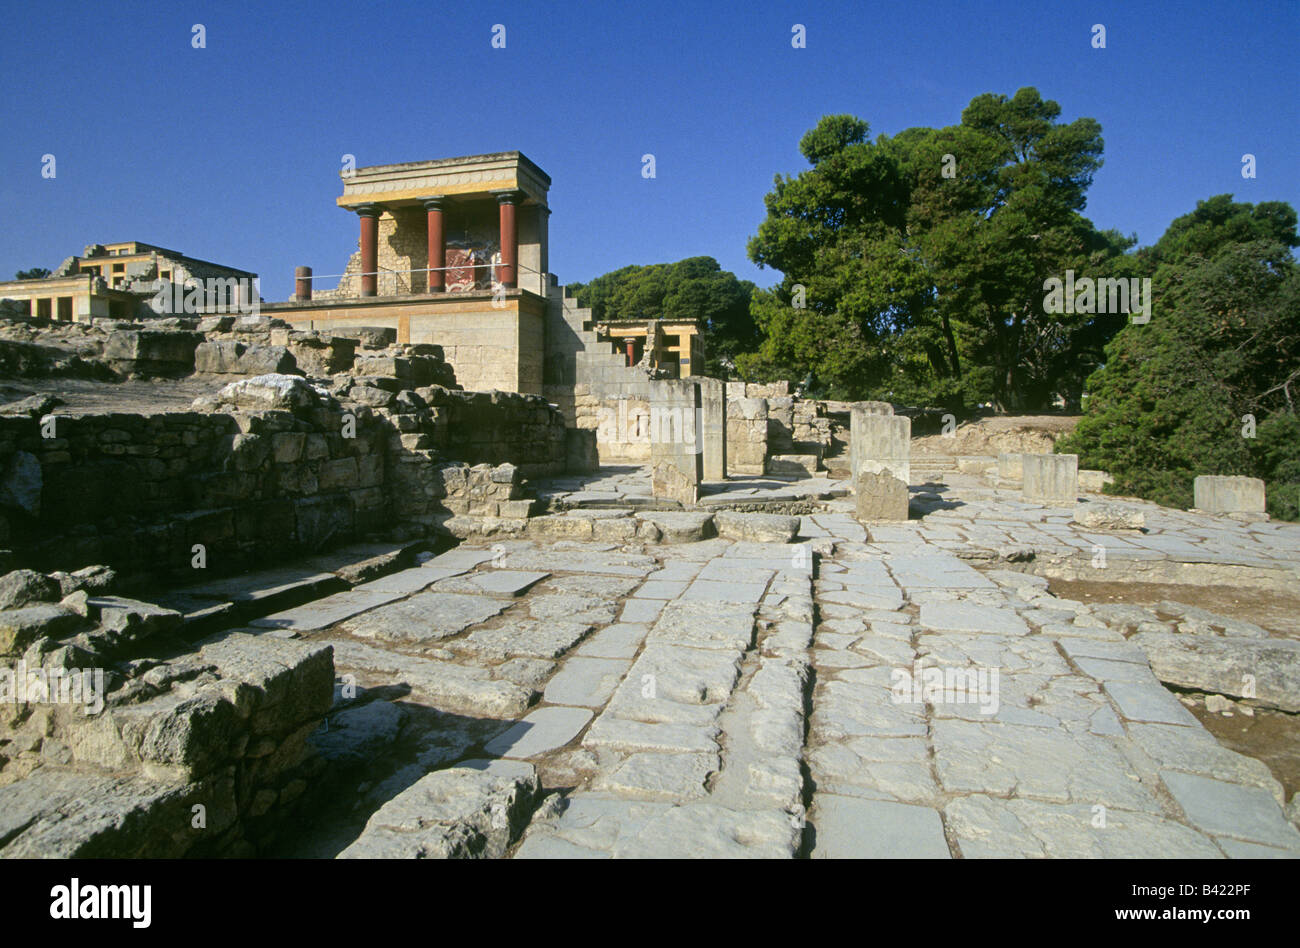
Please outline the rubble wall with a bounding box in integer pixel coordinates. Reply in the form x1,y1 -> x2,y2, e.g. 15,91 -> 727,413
0,384 -> 566,586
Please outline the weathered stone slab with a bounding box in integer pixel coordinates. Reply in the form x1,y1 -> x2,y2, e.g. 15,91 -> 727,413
583,716 -> 720,754
854,470 -> 910,522
0,770 -> 201,858
624,642 -> 742,706
543,657 -> 631,708
1073,502 -> 1145,530
610,803 -> 799,858
311,700 -> 405,766
1194,475 -> 1266,516
1160,771 -> 1300,848
327,639 -> 532,718
595,752 -> 717,800
458,619 -> 593,661
423,548 -> 500,570
1132,632 -> 1300,713
853,414 -> 911,525
1102,680 -> 1200,726
354,567 -> 444,595
633,511 -> 715,543
1022,453 -> 1078,506
338,592 -> 509,643
768,454 -> 819,477
714,511 -> 799,543
449,569 -> 550,598
0,603 -> 81,655
682,579 -> 769,604
498,550 -> 656,577
337,765 -> 537,859
651,600 -> 756,651
997,452 -> 1023,484
811,795 -> 950,859
886,554 -> 995,590
944,795 -> 1222,858
575,623 -> 650,660
919,601 -> 1030,636
931,719 -> 1161,811
483,707 -> 593,759
250,588 -> 405,634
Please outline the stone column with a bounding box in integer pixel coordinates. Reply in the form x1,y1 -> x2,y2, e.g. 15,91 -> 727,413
424,197 -> 447,293
849,401 -> 895,488
695,377 -> 726,481
650,379 -> 702,505
726,396 -> 768,475
1022,454 -> 1078,506
357,204 -> 379,297
626,338 -> 636,366
496,191 -> 521,288
997,452 -> 1023,486
853,414 -> 911,522
1194,475 -> 1266,516
680,332 -> 696,377
294,266 -> 312,301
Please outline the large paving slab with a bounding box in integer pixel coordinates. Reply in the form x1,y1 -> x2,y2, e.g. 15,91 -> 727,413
249,588 -> 406,633
811,795 -> 951,859
484,707 -> 594,759
338,591 -> 511,644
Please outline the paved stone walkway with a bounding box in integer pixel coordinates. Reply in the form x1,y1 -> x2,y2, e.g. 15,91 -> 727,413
242,474 -> 1300,858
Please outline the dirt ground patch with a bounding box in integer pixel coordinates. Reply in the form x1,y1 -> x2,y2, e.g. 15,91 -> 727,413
913,414 -> 1078,457
0,375 -> 228,414
1191,701 -> 1300,807
1048,577 -> 1300,640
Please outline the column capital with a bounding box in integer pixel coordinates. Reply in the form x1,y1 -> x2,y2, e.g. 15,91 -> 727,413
355,203 -> 381,218
492,189 -> 525,206
421,196 -> 449,211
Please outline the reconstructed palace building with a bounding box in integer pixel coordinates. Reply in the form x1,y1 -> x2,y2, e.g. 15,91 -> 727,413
263,152 -> 705,410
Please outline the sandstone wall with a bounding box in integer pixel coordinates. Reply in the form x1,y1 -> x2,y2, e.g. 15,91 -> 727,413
0,379 -> 567,587
572,384 -> 653,464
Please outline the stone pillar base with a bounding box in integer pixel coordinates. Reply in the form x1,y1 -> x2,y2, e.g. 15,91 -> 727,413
1022,453 -> 1079,506
1193,475 -> 1266,515
854,468 -> 910,521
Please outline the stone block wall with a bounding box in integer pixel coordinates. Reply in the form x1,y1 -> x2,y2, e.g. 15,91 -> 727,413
792,398 -> 833,457
0,406 -> 389,586
0,621 -> 336,857
573,384 -> 654,464
0,379 -> 569,586
726,396 -> 768,475
650,379 -> 702,504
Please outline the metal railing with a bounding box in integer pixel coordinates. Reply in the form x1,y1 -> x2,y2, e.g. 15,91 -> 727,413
301,261 -> 546,297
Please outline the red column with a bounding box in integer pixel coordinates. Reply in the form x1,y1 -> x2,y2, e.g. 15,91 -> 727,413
423,197 -> 446,293
496,191 -> 520,288
626,338 -> 636,366
294,266 -> 313,301
357,204 -> 379,297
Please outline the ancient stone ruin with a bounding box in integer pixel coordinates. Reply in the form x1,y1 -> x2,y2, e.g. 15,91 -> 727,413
2,154 -> 1297,861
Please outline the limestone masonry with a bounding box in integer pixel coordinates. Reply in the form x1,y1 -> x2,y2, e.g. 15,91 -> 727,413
1,151 -> 1297,860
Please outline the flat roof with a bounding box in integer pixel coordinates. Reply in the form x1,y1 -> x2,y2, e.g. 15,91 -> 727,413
351,151 -> 551,186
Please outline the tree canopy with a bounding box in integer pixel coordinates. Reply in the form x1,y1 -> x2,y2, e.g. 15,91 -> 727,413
15,267 -> 50,280
737,88 -> 1134,410
1059,196 -> 1300,519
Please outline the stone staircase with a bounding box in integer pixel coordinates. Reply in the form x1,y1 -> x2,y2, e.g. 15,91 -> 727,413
548,283 -> 644,383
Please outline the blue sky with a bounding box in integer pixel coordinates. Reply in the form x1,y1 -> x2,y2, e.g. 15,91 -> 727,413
2,0 -> 1296,300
